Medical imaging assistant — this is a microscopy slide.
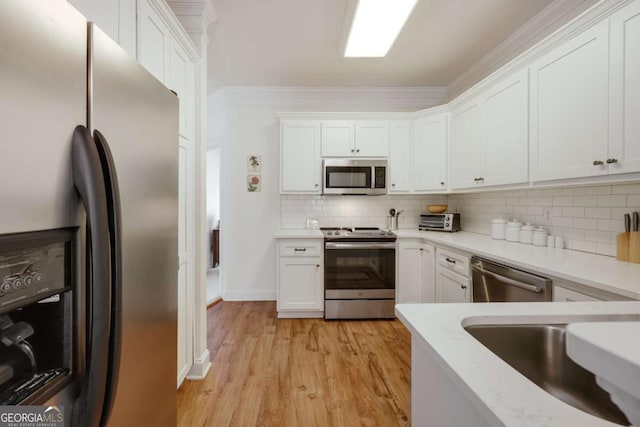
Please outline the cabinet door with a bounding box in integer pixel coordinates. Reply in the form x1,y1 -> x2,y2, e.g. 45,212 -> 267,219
137,0 -> 171,84
450,100 -> 484,189
609,1 -> 640,175
553,285 -> 602,302
355,121 -> 389,157
388,121 -> 411,193
321,120 -> 354,156
281,121 -> 321,193
484,69 -> 529,186
168,40 -> 194,140
413,114 -> 448,192
530,21 -> 609,182
278,257 -> 323,311
398,242 -> 435,303
436,267 -> 470,303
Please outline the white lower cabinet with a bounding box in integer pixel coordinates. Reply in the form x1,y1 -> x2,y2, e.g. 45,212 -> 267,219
277,239 -> 324,317
398,240 -> 435,303
553,282 -> 630,302
435,247 -> 471,303
435,267 -> 470,303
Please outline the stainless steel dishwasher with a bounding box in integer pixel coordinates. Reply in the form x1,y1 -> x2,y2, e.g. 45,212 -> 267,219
471,256 -> 552,302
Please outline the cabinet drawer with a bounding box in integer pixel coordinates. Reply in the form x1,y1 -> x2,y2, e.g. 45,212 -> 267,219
279,240 -> 322,257
437,248 -> 470,277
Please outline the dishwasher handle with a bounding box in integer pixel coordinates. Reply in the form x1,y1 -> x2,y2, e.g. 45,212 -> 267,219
471,264 -> 544,294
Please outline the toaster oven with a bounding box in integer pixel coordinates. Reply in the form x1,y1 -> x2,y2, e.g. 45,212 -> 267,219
419,213 -> 460,232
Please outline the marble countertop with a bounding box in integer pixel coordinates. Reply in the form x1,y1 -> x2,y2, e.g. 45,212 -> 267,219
395,230 -> 640,300
396,301 -> 640,426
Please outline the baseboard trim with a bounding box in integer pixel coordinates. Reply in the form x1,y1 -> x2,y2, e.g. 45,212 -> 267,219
207,296 -> 222,308
186,349 -> 211,380
277,311 -> 324,319
222,290 -> 277,301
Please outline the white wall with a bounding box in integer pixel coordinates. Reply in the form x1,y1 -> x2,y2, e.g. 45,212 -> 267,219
212,87 -> 447,301
206,147 -> 220,227
449,183 -> 640,257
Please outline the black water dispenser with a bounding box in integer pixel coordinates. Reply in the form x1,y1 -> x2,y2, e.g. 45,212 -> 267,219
0,228 -> 77,404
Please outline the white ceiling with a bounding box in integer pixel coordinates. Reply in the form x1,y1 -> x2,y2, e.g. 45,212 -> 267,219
206,0 -> 557,92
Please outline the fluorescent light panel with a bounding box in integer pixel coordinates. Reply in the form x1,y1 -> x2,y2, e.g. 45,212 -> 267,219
344,0 -> 418,57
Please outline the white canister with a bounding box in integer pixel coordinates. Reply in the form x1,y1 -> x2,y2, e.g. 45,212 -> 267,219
491,218 -> 508,240
505,219 -> 523,242
519,223 -> 535,244
555,236 -> 564,249
533,227 -> 548,246
547,235 -> 555,248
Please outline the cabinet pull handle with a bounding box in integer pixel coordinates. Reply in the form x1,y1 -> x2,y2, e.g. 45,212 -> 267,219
445,257 -> 456,264
593,160 -> 604,165
294,248 -> 306,252
316,264 -> 320,268
606,158 -> 618,164
461,285 -> 467,290
419,248 -> 424,251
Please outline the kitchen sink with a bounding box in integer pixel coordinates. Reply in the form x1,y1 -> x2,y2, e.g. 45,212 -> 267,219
465,324 -> 630,426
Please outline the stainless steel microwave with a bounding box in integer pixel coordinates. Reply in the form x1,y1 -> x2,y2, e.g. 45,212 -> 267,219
419,213 -> 461,232
323,159 -> 387,195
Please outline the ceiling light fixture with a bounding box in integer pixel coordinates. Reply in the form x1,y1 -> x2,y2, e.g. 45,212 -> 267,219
344,0 -> 418,58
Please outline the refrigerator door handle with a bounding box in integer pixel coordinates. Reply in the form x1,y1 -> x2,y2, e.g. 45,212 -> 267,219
93,129 -> 122,426
71,125 -> 112,427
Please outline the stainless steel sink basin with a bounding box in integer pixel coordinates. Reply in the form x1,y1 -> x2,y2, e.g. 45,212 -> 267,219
465,324 -> 629,426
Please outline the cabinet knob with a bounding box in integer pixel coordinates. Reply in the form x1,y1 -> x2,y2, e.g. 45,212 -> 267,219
316,264 -> 320,268
419,248 -> 424,251
440,182 -> 445,186
356,149 -> 360,153
315,183 -> 319,187
606,158 -> 618,164
351,149 -> 355,153
593,160 -> 604,166
461,285 -> 467,290
392,183 -> 396,187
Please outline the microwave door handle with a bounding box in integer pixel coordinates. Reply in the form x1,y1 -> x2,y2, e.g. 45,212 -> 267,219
93,129 -> 123,426
71,125 -> 111,427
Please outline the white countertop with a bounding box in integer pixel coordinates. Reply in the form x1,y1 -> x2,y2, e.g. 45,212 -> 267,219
395,230 -> 640,300
396,301 -> 640,427
274,229 -> 323,239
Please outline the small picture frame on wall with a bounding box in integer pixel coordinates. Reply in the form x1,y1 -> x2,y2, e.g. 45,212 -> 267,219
247,155 -> 261,173
247,175 -> 261,192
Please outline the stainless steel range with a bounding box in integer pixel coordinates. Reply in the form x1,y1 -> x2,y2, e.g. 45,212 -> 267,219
322,227 -> 396,319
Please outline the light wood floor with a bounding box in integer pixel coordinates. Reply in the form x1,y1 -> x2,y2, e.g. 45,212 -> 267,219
177,301 -> 411,426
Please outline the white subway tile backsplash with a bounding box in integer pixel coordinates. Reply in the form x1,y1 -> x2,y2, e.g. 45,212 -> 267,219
597,195 -> 626,207
448,182 -> 640,258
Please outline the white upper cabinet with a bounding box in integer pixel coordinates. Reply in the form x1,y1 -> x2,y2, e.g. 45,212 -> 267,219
450,69 -> 529,190
388,121 -> 411,193
281,121 -> 322,194
321,120 -> 354,156
137,0 -> 171,84
355,121 -> 389,156
413,114 -> 448,192
321,120 -> 388,157
529,20 -> 609,182
483,68 -> 529,186
450,99 -> 483,189
609,1 -> 640,175
169,41 -> 194,140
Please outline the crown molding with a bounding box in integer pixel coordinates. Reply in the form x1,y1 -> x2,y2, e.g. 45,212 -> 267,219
449,0 -> 631,107
448,0 -> 600,100
210,86 -> 448,111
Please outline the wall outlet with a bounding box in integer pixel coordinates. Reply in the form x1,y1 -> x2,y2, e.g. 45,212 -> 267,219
543,208 -> 554,224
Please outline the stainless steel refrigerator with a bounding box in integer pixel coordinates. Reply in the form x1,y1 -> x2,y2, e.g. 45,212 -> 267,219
0,1 -> 178,426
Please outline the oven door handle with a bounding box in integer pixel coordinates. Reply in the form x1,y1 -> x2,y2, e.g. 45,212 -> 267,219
325,242 -> 396,250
